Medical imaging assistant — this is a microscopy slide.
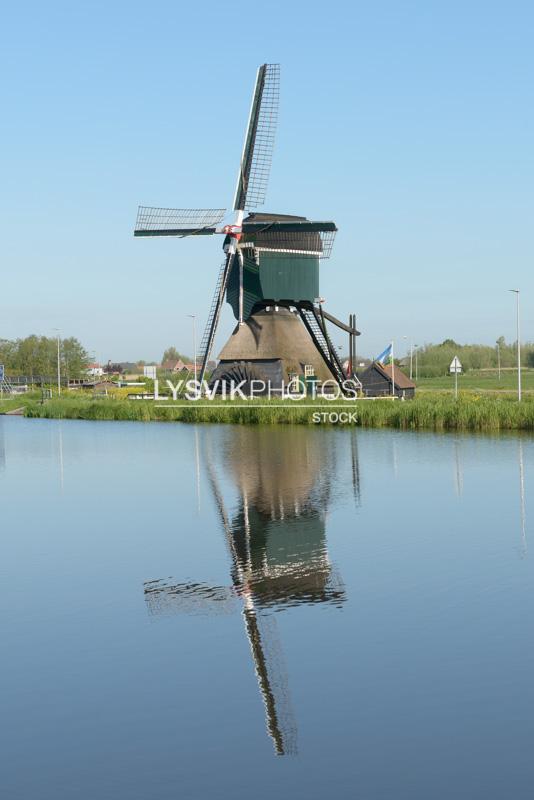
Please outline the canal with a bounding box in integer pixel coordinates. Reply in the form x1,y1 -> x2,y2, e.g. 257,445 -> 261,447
1,418 -> 533,798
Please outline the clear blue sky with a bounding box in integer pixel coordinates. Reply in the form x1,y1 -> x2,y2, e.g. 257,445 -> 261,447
1,0 -> 533,362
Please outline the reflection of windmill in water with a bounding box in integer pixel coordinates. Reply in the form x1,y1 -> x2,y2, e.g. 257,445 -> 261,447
144,427 -> 352,755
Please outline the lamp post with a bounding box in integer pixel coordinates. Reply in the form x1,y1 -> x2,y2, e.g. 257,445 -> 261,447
187,315 -> 197,384
53,329 -> 61,396
401,336 -> 414,380
509,290 -> 521,402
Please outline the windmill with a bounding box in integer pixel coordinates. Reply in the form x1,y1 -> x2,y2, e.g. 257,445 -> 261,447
143,426 -> 351,755
135,64 -> 360,392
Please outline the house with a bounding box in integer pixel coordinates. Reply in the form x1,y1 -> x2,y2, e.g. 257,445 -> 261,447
161,360 -> 198,374
86,363 -> 104,378
358,362 -> 416,398
161,359 -> 186,373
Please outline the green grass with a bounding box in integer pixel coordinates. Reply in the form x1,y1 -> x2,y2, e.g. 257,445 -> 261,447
417,368 -> 534,392
8,391 -> 534,431
0,392 -> 40,413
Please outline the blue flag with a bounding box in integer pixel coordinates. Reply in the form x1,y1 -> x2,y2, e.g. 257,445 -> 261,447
376,344 -> 392,365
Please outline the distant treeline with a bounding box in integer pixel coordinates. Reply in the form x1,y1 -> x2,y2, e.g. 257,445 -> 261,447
413,338 -> 534,378
0,335 -> 89,379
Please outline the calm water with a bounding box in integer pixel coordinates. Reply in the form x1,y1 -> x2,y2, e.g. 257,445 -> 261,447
1,417 -> 534,799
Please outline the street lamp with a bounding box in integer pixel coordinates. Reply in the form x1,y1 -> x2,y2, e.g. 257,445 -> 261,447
402,335 -> 414,380
187,315 -> 197,384
53,328 -> 61,396
509,290 -> 521,402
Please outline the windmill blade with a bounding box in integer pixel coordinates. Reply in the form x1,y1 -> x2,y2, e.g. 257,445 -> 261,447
198,253 -> 236,386
134,206 -> 226,237
240,220 -> 337,258
243,606 -> 298,756
143,578 -> 238,617
234,64 -> 280,212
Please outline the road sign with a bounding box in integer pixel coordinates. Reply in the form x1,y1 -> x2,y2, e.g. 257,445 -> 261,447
450,355 -> 462,399
144,365 -> 157,380
449,356 -> 462,374
0,365 -> 4,381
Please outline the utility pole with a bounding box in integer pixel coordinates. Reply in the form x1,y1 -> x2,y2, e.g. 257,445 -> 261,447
509,290 -> 521,402
496,339 -> 501,382
414,344 -> 419,382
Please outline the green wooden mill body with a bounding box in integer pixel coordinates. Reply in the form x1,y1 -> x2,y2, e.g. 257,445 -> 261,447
227,251 -> 319,319
225,213 -> 334,321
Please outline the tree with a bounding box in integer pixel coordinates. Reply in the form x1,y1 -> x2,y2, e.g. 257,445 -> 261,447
0,335 -> 89,379
415,339 -> 534,377
61,337 -> 90,378
0,338 -> 17,369
161,347 -> 190,364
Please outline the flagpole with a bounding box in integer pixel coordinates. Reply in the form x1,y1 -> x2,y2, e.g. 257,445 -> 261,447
391,340 -> 395,398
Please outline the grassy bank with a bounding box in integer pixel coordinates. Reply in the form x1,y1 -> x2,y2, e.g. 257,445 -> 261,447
417,368 -> 534,392
7,392 -> 534,431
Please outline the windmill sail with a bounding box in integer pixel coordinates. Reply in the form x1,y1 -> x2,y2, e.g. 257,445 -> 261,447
234,64 -> 280,212
134,207 -> 226,237
144,579 -> 238,616
198,254 -> 236,386
243,606 -> 297,755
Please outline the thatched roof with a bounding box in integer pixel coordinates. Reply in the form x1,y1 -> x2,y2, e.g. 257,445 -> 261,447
217,307 -> 332,382
380,363 -> 416,389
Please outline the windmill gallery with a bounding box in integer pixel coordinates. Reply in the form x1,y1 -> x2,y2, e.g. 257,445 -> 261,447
134,65 -> 414,400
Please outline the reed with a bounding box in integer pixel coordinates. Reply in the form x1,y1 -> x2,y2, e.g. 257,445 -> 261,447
18,393 -> 534,431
